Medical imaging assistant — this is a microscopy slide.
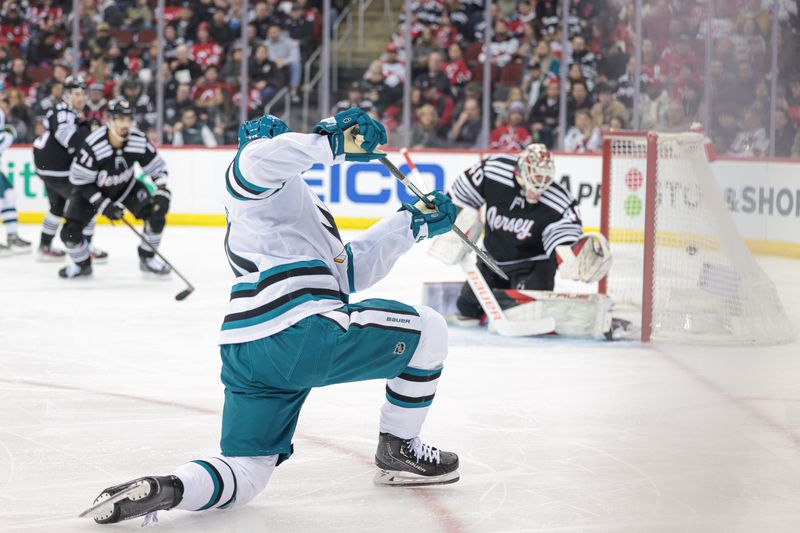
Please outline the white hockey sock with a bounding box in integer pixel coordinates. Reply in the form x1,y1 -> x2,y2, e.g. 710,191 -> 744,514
66,240 -> 90,263
171,455 -> 278,512
139,231 -> 162,254
41,211 -> 61,237
379,306 -> 448,439
1,188 -> 17,236
82,218 -> 96,241
380,365 -> 442,439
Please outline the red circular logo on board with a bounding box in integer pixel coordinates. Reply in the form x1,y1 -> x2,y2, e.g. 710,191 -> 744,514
625,168 -> 643,191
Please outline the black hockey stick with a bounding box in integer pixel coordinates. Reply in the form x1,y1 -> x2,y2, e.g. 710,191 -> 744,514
119,217 -> 195,301
379,156 -> 510,281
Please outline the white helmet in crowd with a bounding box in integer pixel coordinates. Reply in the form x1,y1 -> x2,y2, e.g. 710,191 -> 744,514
516,143 -> 555,203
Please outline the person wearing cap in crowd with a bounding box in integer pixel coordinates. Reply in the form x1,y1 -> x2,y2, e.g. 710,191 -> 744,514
489,100 -> 532,150
380,42 -> 405,89
191,22 -> 223,68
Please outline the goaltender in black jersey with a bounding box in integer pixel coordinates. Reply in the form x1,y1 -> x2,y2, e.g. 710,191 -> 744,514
448,144 -> 584,319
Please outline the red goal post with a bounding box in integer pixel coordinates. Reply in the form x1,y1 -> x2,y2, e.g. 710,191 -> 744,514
599,131 -> 793,345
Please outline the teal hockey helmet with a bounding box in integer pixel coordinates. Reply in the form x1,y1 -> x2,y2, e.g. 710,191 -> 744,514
238,115 -> 291,148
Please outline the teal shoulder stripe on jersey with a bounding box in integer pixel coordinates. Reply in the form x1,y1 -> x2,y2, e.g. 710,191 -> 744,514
345,244 -> 355,293
400,365 -> 444,377
233,150 -> 270,194
221,292 -> 341,331
231,260 -> 331,292
385,392 -> 434,409
192,460 -> 221,511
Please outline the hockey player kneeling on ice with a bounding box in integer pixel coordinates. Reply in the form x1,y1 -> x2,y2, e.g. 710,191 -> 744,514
58,98 -> 171,279
82,109 -> 460,525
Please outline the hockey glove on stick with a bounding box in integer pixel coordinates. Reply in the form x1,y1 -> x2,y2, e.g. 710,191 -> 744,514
313,107 -> 387,161
96,198 -> 125,221
402,190 -> 457,242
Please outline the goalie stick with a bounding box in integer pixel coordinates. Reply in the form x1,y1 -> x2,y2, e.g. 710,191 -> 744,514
460,255 -> 555,337
118,217 -> 195,301
380,155 -> 509,281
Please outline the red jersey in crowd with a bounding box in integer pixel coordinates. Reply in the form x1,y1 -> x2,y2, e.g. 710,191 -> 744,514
489,125 -> 532,150
444,59 -> 471,86
28,4 -> 62,28
193,81 -> 231,103
0,21 -> 30,48
191,42 -> 223,68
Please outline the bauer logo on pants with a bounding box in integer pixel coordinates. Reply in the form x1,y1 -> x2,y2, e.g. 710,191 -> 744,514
394,342 -> 406,355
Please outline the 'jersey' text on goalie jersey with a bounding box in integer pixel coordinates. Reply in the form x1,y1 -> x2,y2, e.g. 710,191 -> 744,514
70,126 -> 167,203
450,154 -> 583,265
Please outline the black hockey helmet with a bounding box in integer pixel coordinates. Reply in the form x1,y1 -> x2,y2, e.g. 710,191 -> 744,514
64,74 -> 87,91
107,98 -> 134,117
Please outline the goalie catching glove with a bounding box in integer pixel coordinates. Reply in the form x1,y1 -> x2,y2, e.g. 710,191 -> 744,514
555,233 -> 612,283
313,108 -> 387,162
403,191 -> 457,242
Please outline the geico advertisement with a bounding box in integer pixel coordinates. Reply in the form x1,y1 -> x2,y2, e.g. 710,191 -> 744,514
8,147 -> 605,226
6,146 -> 800,246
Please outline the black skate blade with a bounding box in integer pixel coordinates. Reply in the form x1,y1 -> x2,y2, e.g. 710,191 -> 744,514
79,480 -> 150,519
374,469 -> 460,487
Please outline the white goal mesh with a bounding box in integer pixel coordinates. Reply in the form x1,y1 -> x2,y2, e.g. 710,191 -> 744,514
602,132 -> 793,345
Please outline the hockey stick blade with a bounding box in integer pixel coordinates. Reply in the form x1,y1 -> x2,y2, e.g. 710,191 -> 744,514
175,288 -> 194,301
118,218 -> 195,301
380,156 -> 509,281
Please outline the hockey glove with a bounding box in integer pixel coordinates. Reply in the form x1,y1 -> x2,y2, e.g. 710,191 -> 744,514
96,198 -> 125,221
152,187 -> 171,215
402,191 -> 457,242
313,107 -> 387,162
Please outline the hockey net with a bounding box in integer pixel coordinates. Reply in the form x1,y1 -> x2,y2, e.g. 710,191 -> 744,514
600,132 -> 793,344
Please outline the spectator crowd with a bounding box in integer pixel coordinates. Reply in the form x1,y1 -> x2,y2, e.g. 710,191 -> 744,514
0,0 -> 323,146
344,0 -> 800,157
2,0 -> 800,157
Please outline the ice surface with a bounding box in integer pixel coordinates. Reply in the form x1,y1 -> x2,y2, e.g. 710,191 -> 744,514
2,226 -> 800,533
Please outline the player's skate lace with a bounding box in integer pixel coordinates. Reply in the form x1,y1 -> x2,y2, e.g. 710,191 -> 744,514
406,437 -> 440,464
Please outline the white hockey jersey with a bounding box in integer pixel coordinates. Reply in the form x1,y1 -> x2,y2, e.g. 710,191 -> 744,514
220,132 -> 416,345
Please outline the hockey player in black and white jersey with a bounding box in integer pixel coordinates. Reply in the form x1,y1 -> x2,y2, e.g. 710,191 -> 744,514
58,98 -> 171,279
33,74 -> 108,262
449,143 -> 584,321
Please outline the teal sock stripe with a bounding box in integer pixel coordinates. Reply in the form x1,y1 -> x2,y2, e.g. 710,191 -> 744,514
401,366 -> 443,377
385,392 -> 434,409
192,460 -> 222,511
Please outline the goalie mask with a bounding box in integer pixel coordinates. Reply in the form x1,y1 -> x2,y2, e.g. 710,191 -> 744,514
238,114 -> 291,148
516,143 -> 555,203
